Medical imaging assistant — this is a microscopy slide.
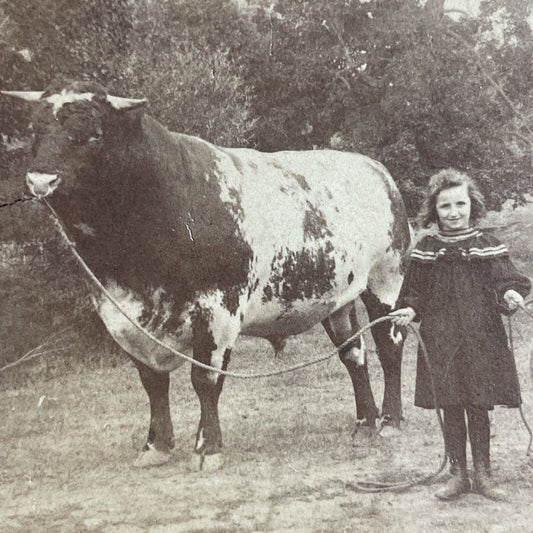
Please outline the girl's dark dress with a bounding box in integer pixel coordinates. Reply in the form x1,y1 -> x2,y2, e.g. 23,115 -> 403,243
397,228 -> 531,409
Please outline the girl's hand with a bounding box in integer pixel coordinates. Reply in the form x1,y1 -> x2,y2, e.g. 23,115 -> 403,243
503,289 -> 524,311
389,307 -> 416,327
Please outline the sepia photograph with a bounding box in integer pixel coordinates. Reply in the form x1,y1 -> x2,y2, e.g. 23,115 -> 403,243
1,0 -> 532,531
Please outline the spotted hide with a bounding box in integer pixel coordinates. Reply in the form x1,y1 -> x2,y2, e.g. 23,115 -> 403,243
3,80 -> 411,470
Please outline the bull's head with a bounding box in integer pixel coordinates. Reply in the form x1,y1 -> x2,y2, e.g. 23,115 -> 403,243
2,82 -> 147,198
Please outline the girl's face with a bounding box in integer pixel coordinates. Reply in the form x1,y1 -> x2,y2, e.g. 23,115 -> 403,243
435,184 -> 471,231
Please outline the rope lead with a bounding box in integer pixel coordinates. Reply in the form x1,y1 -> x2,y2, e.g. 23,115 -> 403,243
43,198 -> 533,491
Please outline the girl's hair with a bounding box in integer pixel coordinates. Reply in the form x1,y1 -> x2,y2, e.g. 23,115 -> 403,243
418,168 -> 486,228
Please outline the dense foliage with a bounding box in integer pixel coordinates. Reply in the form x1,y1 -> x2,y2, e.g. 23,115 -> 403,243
0,0 -> 532,371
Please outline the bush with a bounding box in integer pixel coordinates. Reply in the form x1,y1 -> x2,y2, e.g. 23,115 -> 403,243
0,230 -> 124,387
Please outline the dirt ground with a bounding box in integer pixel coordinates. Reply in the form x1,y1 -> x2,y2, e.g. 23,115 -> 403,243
1,323 -> 532,533
2,204 -> 533,533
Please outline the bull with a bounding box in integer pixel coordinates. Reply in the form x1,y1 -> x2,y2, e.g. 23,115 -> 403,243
2,80 -> 410,470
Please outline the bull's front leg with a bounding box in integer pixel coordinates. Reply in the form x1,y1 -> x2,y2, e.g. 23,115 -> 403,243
130,356 -> 175,467
190,319 -> 231,471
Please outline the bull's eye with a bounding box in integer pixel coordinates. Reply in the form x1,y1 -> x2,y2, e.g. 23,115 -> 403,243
67,130 -> 90,146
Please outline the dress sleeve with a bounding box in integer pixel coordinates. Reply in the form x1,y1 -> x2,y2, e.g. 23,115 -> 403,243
490,255 -> 531,315
395,259 -> 428,321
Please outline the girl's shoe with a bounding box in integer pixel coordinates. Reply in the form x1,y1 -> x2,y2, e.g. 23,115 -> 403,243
472,470 -> 508,502
435,471 -> 471,501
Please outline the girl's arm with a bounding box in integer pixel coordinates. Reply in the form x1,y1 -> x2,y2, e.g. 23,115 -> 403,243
490,255 -> 531,314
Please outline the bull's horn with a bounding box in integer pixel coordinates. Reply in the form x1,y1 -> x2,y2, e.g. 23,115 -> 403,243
106,95 -> 147,110
1,90 -> 45,101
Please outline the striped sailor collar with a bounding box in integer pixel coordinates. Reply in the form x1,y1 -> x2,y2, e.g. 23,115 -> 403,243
435,227 -> 481,243
409,227 -> 509,262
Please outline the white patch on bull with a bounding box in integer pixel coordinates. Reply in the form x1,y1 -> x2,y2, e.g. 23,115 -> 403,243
45,90 -> 94,117
93,281 -> 192,372
196,428 -> 205,451
390,325 -> 403,345
365,250 -> 405,308
145,288 -> 173,330
73,222 -> 96,236
210,149 -> 400,339
93,282 -> 143,337
185,212 -> 194,241
193,291 -> 243,383
105,95 -> 146,110
26,172 -> 60,198
343,336 -> 366,366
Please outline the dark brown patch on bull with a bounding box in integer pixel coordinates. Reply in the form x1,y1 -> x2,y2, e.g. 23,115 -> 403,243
263,242 -> 336,302
190,305 -> 217,361
303,202 -> 333,241
348,271 -> 354,285
262,284 -> 274,302
287,171 -> 310,191
155,349 -> 178,369
222,285 -> 243,316
247,277 -> 259,299
266,334 -> 287,356
136,289 -> 188,335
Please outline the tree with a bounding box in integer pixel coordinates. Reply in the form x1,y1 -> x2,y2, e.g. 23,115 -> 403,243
1,0 -> 532,370
244,0 -> 532,210
115,0 -> 258,146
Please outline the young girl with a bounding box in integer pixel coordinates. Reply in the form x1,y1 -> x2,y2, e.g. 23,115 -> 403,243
390,169 -> 531,501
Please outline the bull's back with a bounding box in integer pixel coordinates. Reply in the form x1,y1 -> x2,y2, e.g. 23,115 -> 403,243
217,148 -> 401,254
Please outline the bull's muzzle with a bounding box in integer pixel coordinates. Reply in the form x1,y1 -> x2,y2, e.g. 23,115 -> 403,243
26,172 -> 61,198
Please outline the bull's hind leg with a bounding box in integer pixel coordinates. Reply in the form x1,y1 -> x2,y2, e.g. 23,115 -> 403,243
322,302 -> 380,432
130,356 -> 174,467
361,288 -> 404,431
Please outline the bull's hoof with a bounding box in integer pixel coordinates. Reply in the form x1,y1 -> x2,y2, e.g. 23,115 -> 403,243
189,452 -> 225,472
352,425 -> 376,439
351,418 -> 377,438
133,446 -> 172,468
378,415 -> 401,437
379,424 -> 401,438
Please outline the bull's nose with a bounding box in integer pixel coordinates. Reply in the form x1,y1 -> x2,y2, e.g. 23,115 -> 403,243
26,172 -> 61,198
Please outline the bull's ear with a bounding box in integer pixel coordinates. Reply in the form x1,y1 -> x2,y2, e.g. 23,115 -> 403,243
106,95 -> 147,111
1,91 -> 45,101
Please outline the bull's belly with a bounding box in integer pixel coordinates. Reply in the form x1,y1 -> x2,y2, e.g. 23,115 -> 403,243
91,275 -> 362,372
240,298 -> 337,339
